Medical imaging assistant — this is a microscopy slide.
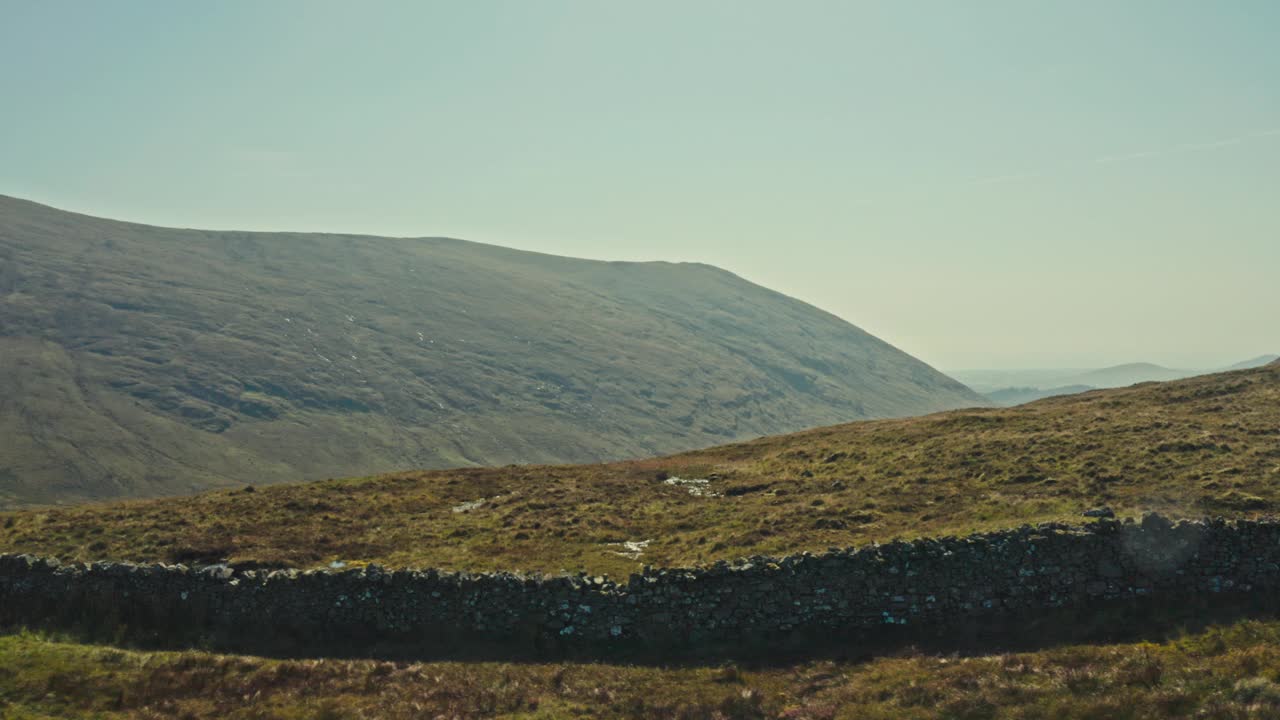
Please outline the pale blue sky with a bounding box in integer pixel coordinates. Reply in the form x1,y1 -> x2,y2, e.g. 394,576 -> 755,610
3,1 -> 1277,370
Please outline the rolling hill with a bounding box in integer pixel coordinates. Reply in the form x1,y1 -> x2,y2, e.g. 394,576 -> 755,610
0,195 -> 985,508
951,363 -> 1195,396
957,357 -> 1278,406
982,384 -> 1094,406
1228,354 -> 1280,371
1061,362 -> 1190,388
3,362 -> 1276,577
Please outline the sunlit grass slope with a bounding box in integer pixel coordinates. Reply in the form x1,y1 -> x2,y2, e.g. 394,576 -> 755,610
2,364 -> 1276,577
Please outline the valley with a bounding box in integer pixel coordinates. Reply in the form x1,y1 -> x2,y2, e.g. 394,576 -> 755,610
5,4 -> 1278,716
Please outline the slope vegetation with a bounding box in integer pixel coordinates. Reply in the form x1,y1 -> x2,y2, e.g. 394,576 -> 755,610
0,195 -> 983,507
2,364 -> 1276,576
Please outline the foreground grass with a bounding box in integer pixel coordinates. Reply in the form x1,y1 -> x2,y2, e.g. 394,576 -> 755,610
2,365 -> 1278,577
7,619 -> 1280,719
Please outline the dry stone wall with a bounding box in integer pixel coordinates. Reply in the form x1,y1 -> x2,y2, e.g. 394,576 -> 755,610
3,514 -> 1280,659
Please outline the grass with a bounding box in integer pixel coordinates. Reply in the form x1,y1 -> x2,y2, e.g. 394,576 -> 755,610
2,363 -> 1277,577
0,193 -> 983,508
8,618 -> 1280,718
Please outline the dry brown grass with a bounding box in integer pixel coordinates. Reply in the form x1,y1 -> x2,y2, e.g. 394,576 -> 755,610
2,365 -> 1277,577
9,617 -> 1280,718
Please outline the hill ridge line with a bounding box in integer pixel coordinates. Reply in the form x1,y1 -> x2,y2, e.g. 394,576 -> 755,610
0,193 -> 985,505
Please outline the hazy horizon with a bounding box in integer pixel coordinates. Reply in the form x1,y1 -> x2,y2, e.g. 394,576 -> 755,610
3,1 -> 1277,370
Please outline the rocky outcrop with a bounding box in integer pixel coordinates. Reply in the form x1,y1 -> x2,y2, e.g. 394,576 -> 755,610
3,514 -> 1279,659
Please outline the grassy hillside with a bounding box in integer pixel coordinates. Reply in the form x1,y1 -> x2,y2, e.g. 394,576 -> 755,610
0,194 -> 984,508
7,618 -> 1280,719
2,363 -> 1276,577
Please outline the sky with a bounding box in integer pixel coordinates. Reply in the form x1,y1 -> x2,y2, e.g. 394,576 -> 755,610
2,0 -> 1277,370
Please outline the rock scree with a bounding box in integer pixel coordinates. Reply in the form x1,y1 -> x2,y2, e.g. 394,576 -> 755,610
3,514 -> 1280,660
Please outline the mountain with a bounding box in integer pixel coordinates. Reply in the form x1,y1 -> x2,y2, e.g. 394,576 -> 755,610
1225,354 -> 1279,371
0,195 -> 985,508
952,363 -> 1188,395
958,357 -> 1279,406
983,384 -> 1094,406
3,362 -> 1275,575
946,368 -> 1083,394
1060,362 -> 1188,388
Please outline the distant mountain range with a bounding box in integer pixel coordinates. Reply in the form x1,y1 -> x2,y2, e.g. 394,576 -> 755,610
1228,355 -> 1280,371
952,355 -> 1279,406
0,195 -> 986,507
983,384 -> 1096,407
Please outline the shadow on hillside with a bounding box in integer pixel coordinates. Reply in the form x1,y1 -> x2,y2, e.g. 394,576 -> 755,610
7,593 -> 1280,668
